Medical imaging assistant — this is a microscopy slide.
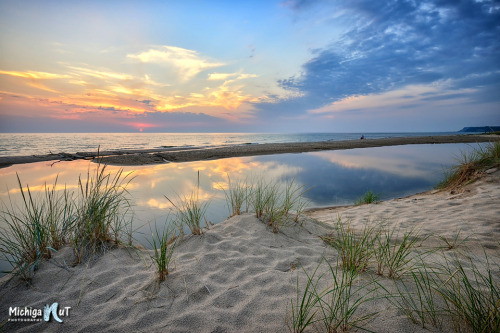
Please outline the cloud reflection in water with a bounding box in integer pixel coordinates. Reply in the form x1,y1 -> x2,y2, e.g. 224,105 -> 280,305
0,143 -> 482,238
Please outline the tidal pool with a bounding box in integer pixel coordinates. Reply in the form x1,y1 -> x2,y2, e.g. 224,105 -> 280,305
0,143 -> 483,273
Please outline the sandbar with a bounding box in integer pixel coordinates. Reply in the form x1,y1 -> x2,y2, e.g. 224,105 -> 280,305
0,134 -> 499,168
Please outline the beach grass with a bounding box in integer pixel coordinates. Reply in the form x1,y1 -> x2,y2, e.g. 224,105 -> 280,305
289,259 -> 379,333
281,178 -> 308,223
315,260 -> 379,332
289,265 -> 321,333
321,218 -> 423,279
354,190 -> 380,205
437,251 -> 500,333
319,217 -> 499,332
383,250 -> 500,332
437,141 -> 500,190
0,163 -> 133,279
437,229 -> 471,251
385,263 -> 445,329
320,217 -> 375,274
263,184 -> 286,233
72,163 -> 133,263
148,218 -> 178,282
165,171 -> 209,236
250,177 -> 268,220
0,174 -> 75,280
246,177 -> 308,233
375,226 -> 423,279
219,174 -> 250,217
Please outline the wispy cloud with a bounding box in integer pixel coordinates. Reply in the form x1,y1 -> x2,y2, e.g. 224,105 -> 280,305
208,71 -> 258,81
0,70 -> 71,93
127,45 -> 224,81
65,65 -> 135,81
208,72 -> 235,81
267,0 -> 500,119
0,70 -> 70,80
308,84 -> 477,115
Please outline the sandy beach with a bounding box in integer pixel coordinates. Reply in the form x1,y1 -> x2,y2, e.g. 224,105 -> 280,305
1,134 -> 499,168
2,0 -> 499,330
1,163 -> 498,332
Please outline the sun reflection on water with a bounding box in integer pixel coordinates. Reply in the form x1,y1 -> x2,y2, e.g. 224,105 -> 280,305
0,143 -> 485,243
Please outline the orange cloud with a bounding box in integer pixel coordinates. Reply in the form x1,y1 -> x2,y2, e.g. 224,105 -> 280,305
0,70 -> 70,80
0,46 -> 266,122
65,66 -> 134,81
0,70 -> 70,93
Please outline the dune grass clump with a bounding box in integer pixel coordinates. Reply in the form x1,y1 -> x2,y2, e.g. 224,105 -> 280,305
262,181 -> 285,232
289,265 -> 321,333
354,190 -> 380,205
0,175 -> 75,280
316,261 -> 379,332
288,259 -> 379,333
148,218 -> 178,282
375,227 -> 423,279
386,264 -> 445,329
0,163 -> 132,279
384,250 -> 500,333
320,217 -> 376,274
249,177 -> 308,233
165,171 -> 209,236
437,229 -> 471,251
437,252 -> 500,333
281,178 -> 308,224
250,177 -> 280,221
220,174 -> 251,217
321,218 -> 424,279
437,141 -> 500,190
72,164 -> 133,263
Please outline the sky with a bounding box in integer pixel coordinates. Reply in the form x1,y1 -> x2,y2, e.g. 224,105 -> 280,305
0,0 -> 499,133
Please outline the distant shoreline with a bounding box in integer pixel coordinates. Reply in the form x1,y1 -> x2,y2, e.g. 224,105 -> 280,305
0,134 -> 499,168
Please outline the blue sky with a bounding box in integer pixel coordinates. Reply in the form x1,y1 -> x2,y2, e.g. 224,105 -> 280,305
0,0 -> 498,132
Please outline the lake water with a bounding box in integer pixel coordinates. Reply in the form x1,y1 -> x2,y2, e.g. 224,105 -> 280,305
0,132 -> 456,157
1,142 -> 479,227
0,142 -> 483,274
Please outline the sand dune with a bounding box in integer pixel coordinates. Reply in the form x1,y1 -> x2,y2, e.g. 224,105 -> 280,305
1,170 -> 498,332
307,168 -> 500,252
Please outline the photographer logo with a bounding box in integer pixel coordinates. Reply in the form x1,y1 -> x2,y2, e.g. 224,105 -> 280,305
8,302 -> 71,323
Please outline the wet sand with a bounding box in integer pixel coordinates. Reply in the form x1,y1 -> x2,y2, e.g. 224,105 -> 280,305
0,134 -> 499,168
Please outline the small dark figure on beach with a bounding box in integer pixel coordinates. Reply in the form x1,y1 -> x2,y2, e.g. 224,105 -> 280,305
360,135 -> 365,140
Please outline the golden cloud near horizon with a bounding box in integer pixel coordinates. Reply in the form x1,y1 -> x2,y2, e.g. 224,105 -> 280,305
0,58 -> 264,122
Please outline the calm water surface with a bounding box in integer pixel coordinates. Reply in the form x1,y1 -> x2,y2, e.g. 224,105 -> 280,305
0,143 -> 482,273
0,132 -> 455,157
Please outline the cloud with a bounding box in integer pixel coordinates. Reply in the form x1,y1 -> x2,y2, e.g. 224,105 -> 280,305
65,66 -> 134,81
208,72 -> 258,81
0,70 -> 71,93
0,64 -> 261,121
308,84 -> 477,115
127,45 -> 224,81
0,70 -> 70,80
270,0 -> 500,119
208,72 -> 235,81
